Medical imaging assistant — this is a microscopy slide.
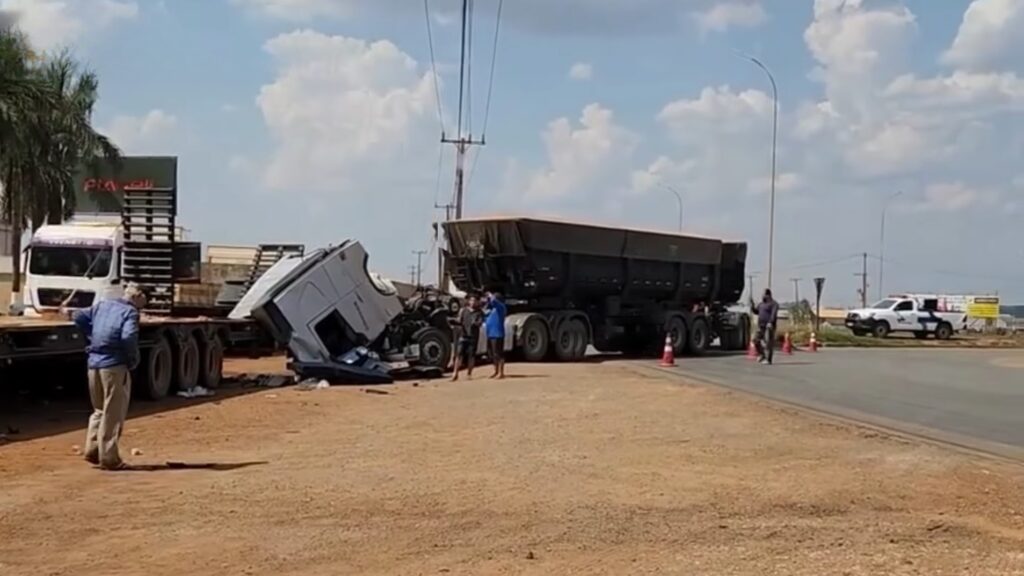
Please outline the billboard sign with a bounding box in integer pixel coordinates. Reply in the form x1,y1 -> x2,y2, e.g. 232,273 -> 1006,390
73,156 -> 177,214
966,296 -> 1000,319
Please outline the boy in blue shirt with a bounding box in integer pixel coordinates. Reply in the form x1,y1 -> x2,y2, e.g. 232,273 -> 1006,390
484,291 -> 507,379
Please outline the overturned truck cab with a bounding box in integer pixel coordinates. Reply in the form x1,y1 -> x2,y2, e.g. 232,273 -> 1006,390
229,240 -> 451,383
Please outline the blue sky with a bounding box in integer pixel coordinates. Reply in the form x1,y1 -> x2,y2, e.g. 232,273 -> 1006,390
3,0 -> 1023,305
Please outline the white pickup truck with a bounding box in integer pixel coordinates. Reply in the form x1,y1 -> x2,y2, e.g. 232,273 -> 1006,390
845,297 -> 967,340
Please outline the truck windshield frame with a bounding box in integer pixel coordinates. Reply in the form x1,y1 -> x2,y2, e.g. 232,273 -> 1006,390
29,245 -> 113,278
870,299 -> 898,310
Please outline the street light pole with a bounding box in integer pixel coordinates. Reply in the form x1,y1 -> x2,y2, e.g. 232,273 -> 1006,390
740,54 -> 778,292
878,190 -> 903,300
658,183 -> 683,232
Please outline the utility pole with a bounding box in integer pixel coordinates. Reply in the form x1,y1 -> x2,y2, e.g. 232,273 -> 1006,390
412,250 -> 427,287
409,265 -> 418,285
442,0 -> 485,220
747,273 -> 758,302
854,252 -> 869,308
790,278 -> 802,304
434,203 -> 454,288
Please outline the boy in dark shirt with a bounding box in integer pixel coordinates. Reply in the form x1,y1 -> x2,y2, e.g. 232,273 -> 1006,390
451,295 -> 482,381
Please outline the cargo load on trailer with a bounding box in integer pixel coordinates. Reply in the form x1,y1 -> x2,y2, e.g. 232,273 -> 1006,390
441,217 -> 750,361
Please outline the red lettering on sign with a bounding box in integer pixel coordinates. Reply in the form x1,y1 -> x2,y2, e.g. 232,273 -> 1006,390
82,178 -> 156,193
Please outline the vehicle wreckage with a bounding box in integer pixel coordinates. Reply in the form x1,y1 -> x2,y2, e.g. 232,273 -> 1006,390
229,240 -> 457,383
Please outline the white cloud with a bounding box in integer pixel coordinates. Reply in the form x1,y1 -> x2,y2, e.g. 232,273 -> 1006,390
568,62 -> 593,81
230,0 -> 351,22
746,172 -> 803,196
520,103 -> 638,203
102,109 -> 179,155
0,0 -> 137,50
943,0 -> 1024,73
915,182 -> 996,213
693,1 -> 766,34
255,30 -> 436,193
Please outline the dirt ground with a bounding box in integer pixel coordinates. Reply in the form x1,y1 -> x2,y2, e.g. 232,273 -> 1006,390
2,358 -> 1024,575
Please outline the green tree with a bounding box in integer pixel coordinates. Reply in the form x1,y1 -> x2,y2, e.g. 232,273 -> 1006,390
0,25 -> 119,298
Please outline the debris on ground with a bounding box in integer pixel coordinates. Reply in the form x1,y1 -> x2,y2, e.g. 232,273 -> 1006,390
176,386 -> 215,399
362,388 -> 391,396
131,448 -> 143,456
295,379 -> 331,391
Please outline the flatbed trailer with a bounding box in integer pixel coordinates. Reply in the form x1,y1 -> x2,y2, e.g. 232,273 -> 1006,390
0,314 -> 265,399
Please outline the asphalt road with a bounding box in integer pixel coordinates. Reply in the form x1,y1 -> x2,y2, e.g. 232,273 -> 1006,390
660,348 -> 1024,460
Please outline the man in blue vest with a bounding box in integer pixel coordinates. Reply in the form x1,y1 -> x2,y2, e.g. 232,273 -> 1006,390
484,291 -> 507,379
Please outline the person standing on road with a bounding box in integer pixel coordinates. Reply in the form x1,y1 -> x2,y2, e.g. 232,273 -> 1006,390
451,294 -> 483,381
751,288 -> 779,365
484,291 -> 507,379
69,283 -> 147,470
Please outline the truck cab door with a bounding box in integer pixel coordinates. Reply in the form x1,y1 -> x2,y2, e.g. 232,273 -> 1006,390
893,300 -> 916,329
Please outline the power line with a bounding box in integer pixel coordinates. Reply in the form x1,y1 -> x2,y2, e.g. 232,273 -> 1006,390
868,254 -> 1024,284
749,253 -> 862,276
422,0 -> 446,135
480,0 -> 503,139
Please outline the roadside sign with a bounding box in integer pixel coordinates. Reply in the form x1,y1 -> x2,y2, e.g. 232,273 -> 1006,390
966,296 -> 1000,319
73,156 -> 178,214
813,277 -> 825,332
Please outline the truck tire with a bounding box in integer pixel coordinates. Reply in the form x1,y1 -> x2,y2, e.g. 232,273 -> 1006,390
570,319 -> 589,360
666,315 -> 688,355
199,333 -> 225,389
414,327 -> 452,369
935,322 -> 953,341
139,337 -> 173,400
520,317 -> 550,362
871,321 -> 890,338
174,332 -> 200,392
687,316 -> 710,355
554,318 -> 586,362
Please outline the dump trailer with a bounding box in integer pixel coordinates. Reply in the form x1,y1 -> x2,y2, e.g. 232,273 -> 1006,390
0,157 -> 285,400
442,217 -> 750,361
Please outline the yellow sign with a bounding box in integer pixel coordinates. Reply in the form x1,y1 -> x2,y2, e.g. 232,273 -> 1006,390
966,297 -> 1000,319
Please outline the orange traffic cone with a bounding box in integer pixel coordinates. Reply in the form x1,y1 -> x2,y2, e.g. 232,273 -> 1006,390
747,337 -> 758,360
659,334 -> 676,367
808,332 -> 819,352
782,333 -> 793,355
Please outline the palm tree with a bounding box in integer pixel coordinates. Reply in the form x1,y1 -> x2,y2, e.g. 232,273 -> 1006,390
0,26 -> 120,298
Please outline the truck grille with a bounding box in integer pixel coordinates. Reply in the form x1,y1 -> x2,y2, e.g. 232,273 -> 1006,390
37,288 -> 95,309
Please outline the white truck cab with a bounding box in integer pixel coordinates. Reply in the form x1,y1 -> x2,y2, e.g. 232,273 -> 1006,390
22,220 -> 125,316
845,296 -> 967,340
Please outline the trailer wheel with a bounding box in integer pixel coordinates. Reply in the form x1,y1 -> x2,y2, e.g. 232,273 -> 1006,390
666,315 -> 688,355
199,333 -> 225,389
175,332 -> 200,392
520,317 -> 550,362
139,337 -> 173,400
554,319 -> 586,362
414,327 -> 452,370
570,319 -> 589,360
687,317 -> 710,356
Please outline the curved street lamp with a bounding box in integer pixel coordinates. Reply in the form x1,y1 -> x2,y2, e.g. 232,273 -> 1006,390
658,183 -> 684,232
879,190 -> 903,300
738,53 -> 779,292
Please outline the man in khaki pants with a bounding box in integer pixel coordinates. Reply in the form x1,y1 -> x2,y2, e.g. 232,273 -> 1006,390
70,284 -> 146,470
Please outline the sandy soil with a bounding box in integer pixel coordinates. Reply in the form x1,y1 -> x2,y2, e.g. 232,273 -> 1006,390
2,358 -> 1024,575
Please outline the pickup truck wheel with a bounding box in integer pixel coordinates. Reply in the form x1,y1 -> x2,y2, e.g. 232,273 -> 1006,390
520,317 -> 550,362
198,334 -> 225,389
139,337 -> 173,400
935,322 -> 953,341
414,327 -> 451,369
871,321 -> 890,338
687,317 -> 710,356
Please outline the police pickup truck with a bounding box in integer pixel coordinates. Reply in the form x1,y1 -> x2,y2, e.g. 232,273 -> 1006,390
845,296 -> 967,340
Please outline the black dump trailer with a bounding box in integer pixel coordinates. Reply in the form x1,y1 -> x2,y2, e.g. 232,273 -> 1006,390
442,217 -> 750,361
